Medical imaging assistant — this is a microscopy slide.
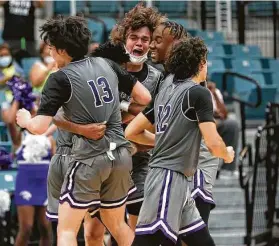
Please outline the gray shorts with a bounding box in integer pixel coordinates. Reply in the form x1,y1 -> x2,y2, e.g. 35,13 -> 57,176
46,147 -> 73,221
135,168 -> 206,244
126,153 -> 149,211
59,147 -> 135,216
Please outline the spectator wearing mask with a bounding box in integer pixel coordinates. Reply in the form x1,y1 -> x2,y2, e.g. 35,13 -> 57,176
207,80 -> 239,178
0,43 -> 24,85
29,42 -> 57,94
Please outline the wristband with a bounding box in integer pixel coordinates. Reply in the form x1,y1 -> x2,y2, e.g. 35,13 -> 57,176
120,100 -> 131,112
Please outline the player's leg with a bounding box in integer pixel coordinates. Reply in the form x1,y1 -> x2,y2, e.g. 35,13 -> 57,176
58,160 -> 108,246
46,148 -> 73,245
57,202 -> 87,246
134,168 -> 190,246
83,212 -> 106,246
15,205 -> 35,246
99,147 -> 135,246
179,195 -> 215,246
126,154 -> 148,231
36,206 -> 52,246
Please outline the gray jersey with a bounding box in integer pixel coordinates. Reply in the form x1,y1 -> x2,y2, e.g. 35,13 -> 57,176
142,64 -> 161,98
119,63 -> 161,102
56,129 -> 72,149
149,75 -> 202,177
61,57 -> 131,165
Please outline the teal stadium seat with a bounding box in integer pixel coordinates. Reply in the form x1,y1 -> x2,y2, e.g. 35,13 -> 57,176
231,59 -> 262,73
196,30 -> 225,44
155,1 -> 187,17
0,122 -> 12,153
231,44 -> 262,58
54,1 -> 87,15
21,57 -> 40,79
207,45 -> 225,59
88,1 -> 119,15
87,18 -> 105,44
122,1 -> 144,12
0,170 -> 17,192
168,18 -> 188,29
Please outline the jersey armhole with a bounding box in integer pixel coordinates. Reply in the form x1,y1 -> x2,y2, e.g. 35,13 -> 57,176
60,70 -> 73,104
180,86 -> 198,122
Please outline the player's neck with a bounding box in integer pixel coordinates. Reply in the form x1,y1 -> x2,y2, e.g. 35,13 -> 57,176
191,75 -> 204,84
126,62 -> 143,72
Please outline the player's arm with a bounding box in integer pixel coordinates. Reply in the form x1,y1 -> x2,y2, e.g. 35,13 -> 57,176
43,124 -> 57,137
125,108 -> 155,146
106,59 -> 151,113
53,108 -> 106,140
16,71 -> 70,135
188,86 -> 234,163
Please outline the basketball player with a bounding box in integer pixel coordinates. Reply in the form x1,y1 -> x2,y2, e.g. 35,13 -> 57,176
125,38 -> 235,246
16,15 -> 151,246
53,4 -> 165,235
126,20 -> 220,229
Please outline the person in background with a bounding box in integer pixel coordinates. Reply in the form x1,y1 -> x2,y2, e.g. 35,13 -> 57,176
29,42 -> 57,94
207,80 -> 239,179
0,43 -> 24,86
0,0 -> 45,63
1,76 -> 53,246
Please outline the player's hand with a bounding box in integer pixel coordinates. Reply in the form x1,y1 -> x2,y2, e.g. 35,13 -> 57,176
224,146 -> 235,163
79,122 -> 106,140
16,108 -> 31,128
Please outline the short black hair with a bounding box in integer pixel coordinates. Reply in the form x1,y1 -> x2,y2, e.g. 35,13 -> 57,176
91,41 -> 130,64
166,37 -> 208,80
160,21 -> 188,40
40,15 -> 91,58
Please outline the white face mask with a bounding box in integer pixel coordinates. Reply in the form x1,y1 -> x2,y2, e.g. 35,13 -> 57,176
124,46 -> 148,65
0,56 -> 12,67
44,56 -> 55,64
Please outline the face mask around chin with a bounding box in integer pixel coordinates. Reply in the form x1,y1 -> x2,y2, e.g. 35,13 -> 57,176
44,56 -> 55,64
0,56 -> 12,68
124,46 -> 148,65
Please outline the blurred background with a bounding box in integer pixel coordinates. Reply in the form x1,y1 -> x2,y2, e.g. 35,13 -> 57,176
0,1 -> 278,246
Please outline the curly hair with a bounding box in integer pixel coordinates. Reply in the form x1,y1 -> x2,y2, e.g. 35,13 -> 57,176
110,3 -> 166,44
39,15 -> 91,58
91,41 -> 130,64
166,37 -> 208,80
160,21 -> 188,40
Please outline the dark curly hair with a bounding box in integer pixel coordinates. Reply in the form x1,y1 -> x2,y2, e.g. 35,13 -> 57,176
166,37 -> 208,80
111,3 -> 166,44
39,15 -> 91,58
160,21 -> 188,40
91,41 -> 130,64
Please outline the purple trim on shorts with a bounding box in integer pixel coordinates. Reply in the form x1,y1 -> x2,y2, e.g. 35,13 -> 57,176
179,219 -> 206,236
45,210 -> 58,221
66,161 -> 80,193
164,171 -> 173,219
157,170 -> 168,218
135,219 -> 178,243
100,195 -> 128,209
128,185 -> 137,195
89,207 -> 100,218
194,169 -> 204,189
59,192 -> 100,209
157,170 -> 172,219
191,187 -> 216,206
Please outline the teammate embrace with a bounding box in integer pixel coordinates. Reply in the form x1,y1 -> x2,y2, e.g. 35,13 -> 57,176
16,3 -> 234,246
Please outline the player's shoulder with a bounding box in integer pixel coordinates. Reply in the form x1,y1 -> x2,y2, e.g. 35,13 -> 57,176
189,84 -> 211,97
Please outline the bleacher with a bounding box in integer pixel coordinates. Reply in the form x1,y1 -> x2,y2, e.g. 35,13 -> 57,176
0,1 -> 278,245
